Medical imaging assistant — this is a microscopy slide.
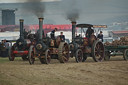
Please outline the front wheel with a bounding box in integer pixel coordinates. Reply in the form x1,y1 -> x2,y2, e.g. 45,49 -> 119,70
28,45 -> 35,65
8,46 -> 15,61
75,49 -> 83,63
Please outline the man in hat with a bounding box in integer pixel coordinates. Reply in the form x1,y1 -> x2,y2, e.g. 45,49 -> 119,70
86,27 -> 94,38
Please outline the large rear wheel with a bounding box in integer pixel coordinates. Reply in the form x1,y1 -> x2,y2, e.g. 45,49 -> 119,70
28,45 -> 35,65
92,40 -> 104,62
58,42 -> 70,63
75,49 -> 83,63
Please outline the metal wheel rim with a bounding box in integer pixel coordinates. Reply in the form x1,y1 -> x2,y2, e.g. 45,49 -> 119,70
62,44 -> 69,62
92,41 -> 104,62
104,51 -> 110,61
123,49 -> 128,60
45,49 -> 51,64
95,42 -> 104,61
9,47 -> 15,61
58,42 -> 69,63
76,49 -> 83,62
30,52 -> 34,64
28,46 -> 35,64
125,50 -> 128,59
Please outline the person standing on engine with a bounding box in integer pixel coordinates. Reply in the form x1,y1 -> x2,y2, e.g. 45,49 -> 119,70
97,31 -> 103,42
59,32 -> 65,42
50,28 -> 57,39
86,27 -> 94,38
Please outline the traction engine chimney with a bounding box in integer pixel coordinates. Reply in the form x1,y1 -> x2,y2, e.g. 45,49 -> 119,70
71,21 -> 76,43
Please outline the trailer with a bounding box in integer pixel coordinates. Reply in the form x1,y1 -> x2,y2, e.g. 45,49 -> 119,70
104,45 -> 128,60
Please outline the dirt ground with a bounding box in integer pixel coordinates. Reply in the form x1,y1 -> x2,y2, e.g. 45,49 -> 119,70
0,56 -> 128,85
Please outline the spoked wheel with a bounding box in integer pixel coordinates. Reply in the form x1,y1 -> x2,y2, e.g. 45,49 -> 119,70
123,49 -> 128,60
82,53 -> 87,62
104,51 -> 110,61
75,49 -> 83,63
58,42 -> 70,63
8,46 -> 15,61
22,55 -> 28,61
92,40 -> 104,62
28,45 -> 35,65
39,49 -> 51,64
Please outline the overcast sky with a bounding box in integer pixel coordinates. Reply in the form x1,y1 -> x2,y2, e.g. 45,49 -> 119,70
0,0 -> 61,3
0,0 -> 128,25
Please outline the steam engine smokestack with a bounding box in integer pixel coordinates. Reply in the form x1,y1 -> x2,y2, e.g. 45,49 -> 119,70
38,18 -> 44,40
37,18 -> 47,51
71,21 -> 76,43
19,19 -> 24,40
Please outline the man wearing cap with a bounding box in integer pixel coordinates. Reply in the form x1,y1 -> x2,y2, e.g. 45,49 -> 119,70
59,32 -> 65,42
50,28 -> 57,39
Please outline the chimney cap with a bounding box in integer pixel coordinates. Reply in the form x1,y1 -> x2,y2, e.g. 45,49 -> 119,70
39,18 -> 44,21
71,21 -> 76,25
38,18 -> 44,19
19,19 -> 24,22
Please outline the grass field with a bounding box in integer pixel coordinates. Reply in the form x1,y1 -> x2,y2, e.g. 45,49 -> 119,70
0,57 -> 128,85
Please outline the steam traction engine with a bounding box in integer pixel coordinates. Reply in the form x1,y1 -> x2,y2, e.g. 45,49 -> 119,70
9,19 -> 35,61
28,18 -> 50,64
28,18 -> 70,64
70,22 -> 104,62
48,35 -> 70,63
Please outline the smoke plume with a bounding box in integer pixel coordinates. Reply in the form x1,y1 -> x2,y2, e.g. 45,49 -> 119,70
66,9 -> 79,22
23,0 -> 45,18
60,0 -> 80,22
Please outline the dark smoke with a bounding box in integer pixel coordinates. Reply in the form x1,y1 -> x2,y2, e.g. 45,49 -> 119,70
66,9 -> 79,22
60,0 -> 80,22
23,0 -> 45,18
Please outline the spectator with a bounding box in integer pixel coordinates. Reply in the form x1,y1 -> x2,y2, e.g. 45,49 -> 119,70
59,32 -> 65,42
0,40 -> 6,57
4,40 -> 10,57
50,28 -> 57,39
0,41 -> 2,56
97,31 -> 103,42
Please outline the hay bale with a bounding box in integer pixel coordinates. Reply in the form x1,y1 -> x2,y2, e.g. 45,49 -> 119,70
104,41 -> 111,46
104,36 -> 128,46
124,37 -> 128,42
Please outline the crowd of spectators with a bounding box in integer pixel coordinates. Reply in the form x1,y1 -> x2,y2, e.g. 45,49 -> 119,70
0,39 -> 10,57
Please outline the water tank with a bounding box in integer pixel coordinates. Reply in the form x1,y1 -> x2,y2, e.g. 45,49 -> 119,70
2,10 -> 15,25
